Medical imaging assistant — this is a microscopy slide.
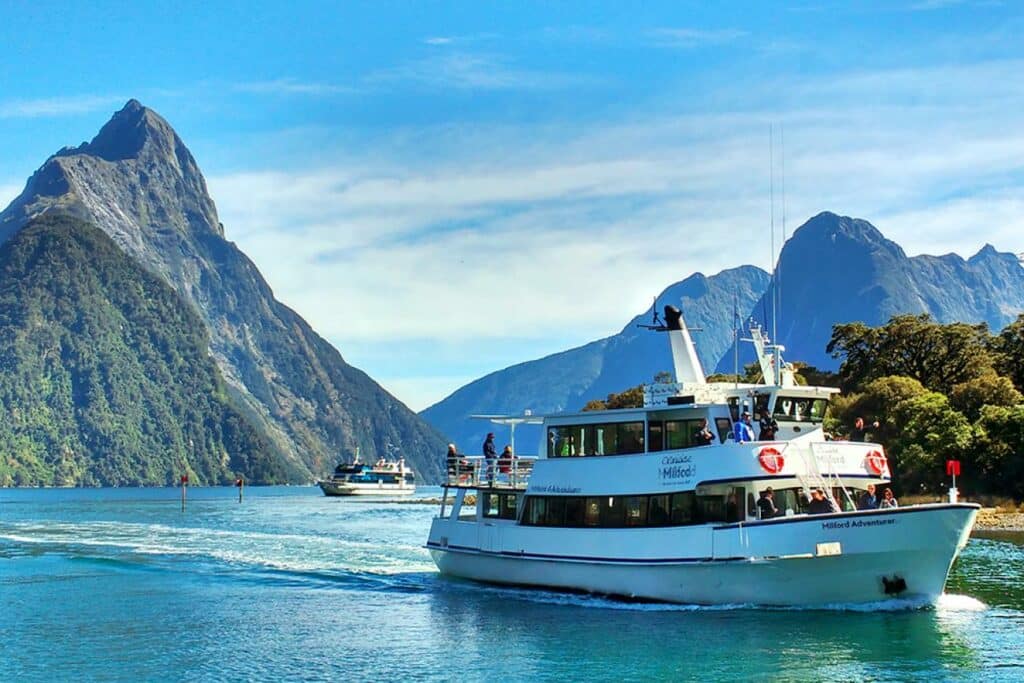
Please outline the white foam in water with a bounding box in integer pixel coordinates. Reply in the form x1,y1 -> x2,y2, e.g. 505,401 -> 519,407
454,581 -> 965,613
936,593 -> 987,612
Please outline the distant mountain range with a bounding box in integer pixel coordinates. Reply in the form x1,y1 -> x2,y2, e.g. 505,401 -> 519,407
423,211 -> 1024,454
0,100 -> 448,486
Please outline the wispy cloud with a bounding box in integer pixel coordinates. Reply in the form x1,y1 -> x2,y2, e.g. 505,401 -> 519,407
233,78 -> 357,96
649,27 -> 748,48
422,32 -> 499,46
0,94 -> 125,119
368,52 -> 599,90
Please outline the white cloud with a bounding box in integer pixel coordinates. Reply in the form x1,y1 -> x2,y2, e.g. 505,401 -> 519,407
367,52 -> 600,90
207,58 -> 1024,407
0,94 -> 125,119
233,79 -> 357,96
0,182 -> 21,209
650,27 -> 748,48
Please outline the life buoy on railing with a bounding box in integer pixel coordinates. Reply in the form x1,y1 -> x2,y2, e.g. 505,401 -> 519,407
758,447 -> 785,474
865,450 -> 888,476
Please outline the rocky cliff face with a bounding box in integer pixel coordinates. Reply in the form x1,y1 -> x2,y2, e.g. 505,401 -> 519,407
729,212 -> 1024,370
421,266 -> 769,455
1,100 -> 448,483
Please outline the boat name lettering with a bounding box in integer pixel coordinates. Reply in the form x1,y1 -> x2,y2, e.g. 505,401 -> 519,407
530,485 -> 582,494
659,454 -> 696,483
821,518 -> 896,530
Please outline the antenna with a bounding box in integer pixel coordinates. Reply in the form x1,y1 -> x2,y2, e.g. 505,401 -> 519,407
769,124 -> 776,344
780,123 -> 786,343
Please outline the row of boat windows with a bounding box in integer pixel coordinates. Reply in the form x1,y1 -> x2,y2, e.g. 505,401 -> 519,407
339,473 -> 415,484
547,418 -> 732,458
519,491 -> 744,528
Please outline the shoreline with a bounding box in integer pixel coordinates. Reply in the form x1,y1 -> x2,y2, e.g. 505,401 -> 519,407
974,508 -> 1024,532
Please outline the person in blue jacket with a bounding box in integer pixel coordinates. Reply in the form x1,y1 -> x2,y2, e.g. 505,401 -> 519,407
733,412 -> 755,443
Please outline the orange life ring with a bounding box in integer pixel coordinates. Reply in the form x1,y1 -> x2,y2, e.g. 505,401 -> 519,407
758,447 -> 785,474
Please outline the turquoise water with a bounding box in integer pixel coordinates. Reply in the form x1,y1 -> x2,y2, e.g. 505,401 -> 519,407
2,487 -> 1022,681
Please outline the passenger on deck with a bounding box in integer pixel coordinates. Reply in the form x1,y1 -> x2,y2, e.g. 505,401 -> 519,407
694,418 -> 716,446
807,488 -> 834,514
482,433 -> 497,484
858,484 -> 879,510
499,445 -> 514,474
756,487 -> 778,519
758,411 -> 779,441
733,412 -> 755,443
850,417 -> 879,442
880,487 -> 899,508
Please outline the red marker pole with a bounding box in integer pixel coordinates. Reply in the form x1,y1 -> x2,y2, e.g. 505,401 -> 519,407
180,474 -> 189,512
236,477 -> 244,503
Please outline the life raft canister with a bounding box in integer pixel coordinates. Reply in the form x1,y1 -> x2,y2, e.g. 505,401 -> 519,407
865,450 -> 888,476
758,447 -> 785,474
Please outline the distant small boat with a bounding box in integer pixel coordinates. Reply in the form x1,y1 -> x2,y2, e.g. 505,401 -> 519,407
318,452 -> 416,496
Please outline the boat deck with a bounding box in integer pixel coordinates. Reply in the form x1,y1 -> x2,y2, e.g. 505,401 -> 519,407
445,456 -> 535,490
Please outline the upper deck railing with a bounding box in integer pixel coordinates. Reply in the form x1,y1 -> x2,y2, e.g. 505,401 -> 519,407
446,455 -> 536,490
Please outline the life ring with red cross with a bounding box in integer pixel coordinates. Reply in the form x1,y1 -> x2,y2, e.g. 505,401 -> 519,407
865,450 -> 888,476
758,447 -> 785,474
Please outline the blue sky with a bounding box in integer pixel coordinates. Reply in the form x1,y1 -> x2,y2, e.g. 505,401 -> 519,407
2,1 -> 1024,410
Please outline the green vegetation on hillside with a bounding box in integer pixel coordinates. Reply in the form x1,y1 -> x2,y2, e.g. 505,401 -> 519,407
0,214 -> 288,486
827,314 -> 1024,499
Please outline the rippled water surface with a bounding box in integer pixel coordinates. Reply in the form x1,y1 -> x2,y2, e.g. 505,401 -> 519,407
2,487 -> 1022,681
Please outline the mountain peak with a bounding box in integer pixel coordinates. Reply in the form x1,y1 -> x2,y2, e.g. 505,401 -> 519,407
784,211 -> 905,261
82,99 -> 181,162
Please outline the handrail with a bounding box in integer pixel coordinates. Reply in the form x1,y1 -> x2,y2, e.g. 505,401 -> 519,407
446,455 -> 536,489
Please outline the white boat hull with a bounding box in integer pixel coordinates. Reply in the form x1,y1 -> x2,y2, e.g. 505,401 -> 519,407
318,481 -> 416,496
427,504 -> 977,606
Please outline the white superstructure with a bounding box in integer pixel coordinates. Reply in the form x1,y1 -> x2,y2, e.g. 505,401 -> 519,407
426,306 -> 978,606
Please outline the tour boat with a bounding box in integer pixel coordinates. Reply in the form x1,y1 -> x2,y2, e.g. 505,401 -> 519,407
318,454 -> 415,496
426,306 -> 978,606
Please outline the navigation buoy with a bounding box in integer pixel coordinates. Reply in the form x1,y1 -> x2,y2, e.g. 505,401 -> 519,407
758,447 -> 785,474
865,450 -> 888,476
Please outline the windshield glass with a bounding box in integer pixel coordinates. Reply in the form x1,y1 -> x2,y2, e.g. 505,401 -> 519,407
773,397 -> 829,424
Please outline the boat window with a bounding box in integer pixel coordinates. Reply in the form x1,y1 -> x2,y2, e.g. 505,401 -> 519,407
670,492 -> 696,524
564,497 -> 586,526
727,397 -> 740,422
696,495 -> 728,523
625,496 -> 647,527
773,397 -> 829,424
484,493 -> 500,518
753,393 -> 770,417
727,487 -> 744,522
521,490 -> 745,528
584,498 -> 601,526
648,494 -> 670,526
648,422 -> 664,452
545,497 -> 566,525
602,496 -> 625,527
617,422 -> 645,454
714,417 -> 731,443
547,422 -> 646,458
484,493 -> 520,519
501,494 -> 518,520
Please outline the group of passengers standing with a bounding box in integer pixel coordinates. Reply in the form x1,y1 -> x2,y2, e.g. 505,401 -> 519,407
755,483 -> 899,519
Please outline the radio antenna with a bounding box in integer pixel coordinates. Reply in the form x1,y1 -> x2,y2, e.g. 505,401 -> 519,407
769,124 -> 776,343
779,123 -> 786,344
